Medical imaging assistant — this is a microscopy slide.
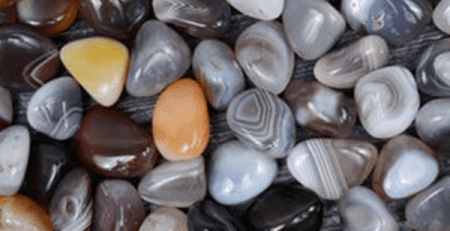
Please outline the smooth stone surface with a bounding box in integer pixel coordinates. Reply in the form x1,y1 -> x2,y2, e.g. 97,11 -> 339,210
94,180 -> 146,231
342,0 -> 432,45
433,0 -> 450,35
0,26 -> 59,91
27,77 -> 83,140
339,186 -> 398,231
415,98 -> 450,151
247,184 -> 323,231
0,125 -> 30,196
76,106 -> 158,178
0,85 -> 12,124
314,35 -> 389,89
0,5 -> 16,26
283,79 -> 357,138
406,176 -> 450,231
227,88 -> 295,158
80,0 -> 149,39
60,37 -> 129,107
138,157 -> 206,208
126,20 -> 191,97
153,0 -> 230,38
227,0 -> 283,20
153,78 -> 209,161
188,200 -> 246,231
235,21 -> 294,94
139,207 -> 188,231
287,138 -> 378,200
355,66 -> 420,139
0,0 -> 15,8
283,0 -> 345,60
49,168 -> 92,231
208,141 -> 277,205
193,39 -> 245,110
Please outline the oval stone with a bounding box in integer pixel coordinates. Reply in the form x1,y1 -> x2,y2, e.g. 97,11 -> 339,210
139,207 -> 188,231
227,0 -> 284,21
188,200 -> 246,231
0,85 -> 12,131
415,98 -> 450,151
433,0 -> 450,35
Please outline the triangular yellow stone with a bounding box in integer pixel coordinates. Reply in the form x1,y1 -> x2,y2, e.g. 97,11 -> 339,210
60,37 -> 129,107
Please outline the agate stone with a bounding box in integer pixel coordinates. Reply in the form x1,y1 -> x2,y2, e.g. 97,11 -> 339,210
227,0 -> 284,21
0,0 -> 15,9
0,4 -> 16,25
0,85 -> 12,131
415,98 -> 450,151
433,0 -> 450,35
188,200 -> 246,231
139,207 -> 188,231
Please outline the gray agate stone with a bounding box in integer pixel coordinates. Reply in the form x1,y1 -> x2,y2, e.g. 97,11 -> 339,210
126,20 -> 191,97
227,88 -> 296,158
0,85 -> 12,124
193,39 -> 245,110
27,77 -> 83,141
283,0 -> 345,60
235,21 -> 294,94
415,98 -> 450,151
342,0 -> 432,45
433,0 -> 450,35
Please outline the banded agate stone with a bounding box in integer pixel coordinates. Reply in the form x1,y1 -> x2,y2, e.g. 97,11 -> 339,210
188,200 -> 246,231
139,207 -> 188,231
0,85 -> 12,131
415,98 -> 450,151
227,0 -> 283,21
433,0 -> 450,35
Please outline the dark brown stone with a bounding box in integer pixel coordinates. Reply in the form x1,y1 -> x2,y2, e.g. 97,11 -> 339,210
0,4 -> 16,25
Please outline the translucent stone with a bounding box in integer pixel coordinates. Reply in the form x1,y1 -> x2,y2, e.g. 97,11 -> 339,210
153,78 -> 209,161
139,207 -> 188,231
0,85 -> 12,130
192,39 -> 245,110
354,66 -> 420,139
60,37 -> 129,107
27,77 -> 83,140
0,4 -> 16,25
188,200 -> 246,231
247,184 -> 323,231
406,176 -> 450,231
314,35 -> 389,89
235,21 -> 294,94
208,140 -> 277,205
433,0 -> 450,35
342,0 -> 432,45
287,138 -> 378,200
283,0 -> 345,60
126,20 -> 191,97
283,79 -> 357,138
415,98 -> 450,151
339,186 -> 398,231
138,157 -> 206,208
153,0 -> 230,38
227,88 -> 295,158
49,168 -> 92,231
227,0 -> 283,21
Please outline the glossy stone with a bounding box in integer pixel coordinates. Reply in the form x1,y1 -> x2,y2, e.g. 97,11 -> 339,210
415,98 -> 450,151
247,184 -> 323,231
0,85 -> 12,131
139,207 -> 188,231
433,0 -> 450,35
283,79 -> 357,138
283,0 -> 345,60
0,4 -> 16,25
27,77 -> 83,140
339,186 -> 398,231
193,39 -> 245,110
76,106 -> 158,178
342,0 -> 432,45
235,21 -> 294,94
60,37 -> 129,107
126,20 -> 191,97
287,138 -> 378,200
0,125 -> 30,196
188,200 -> 246,231
314,35 -> 389,89
94,180 -> 146,231
227,89 -> 295,158
138,157 -> 206,208
0,26 -> 59,91
227,0 -> 283,20
355,66 -> 420,139
153,78 -> 209,161
49,168 -> 92,231
0,194 -> 53,231
153,0 -> 230,38
208,140 -> 277,205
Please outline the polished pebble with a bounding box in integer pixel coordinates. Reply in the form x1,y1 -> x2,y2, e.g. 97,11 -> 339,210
153,78 -> 209,161
188,200 -> 246,231
227,88 -> 295,158
138,157 -> 206,208
283,79 -> 357,138
314,35 -> 389,89
415,98 -> 450,151
0,4 -> 16,25
27,77 -> 83,140
227,0 -> 283,20
235,21 -> 294,94
0,85 -> 12,130
193,39 -> 245,110
355,66 -> 420,139
126,20 -> 191,97
49,168 -> 92,231
287,138 -> 378,200
433,0 -> 450,35
208,140 -> 277,205
283,0 -> 345,60
139,207 -> 188,231
60,37 -> 129,107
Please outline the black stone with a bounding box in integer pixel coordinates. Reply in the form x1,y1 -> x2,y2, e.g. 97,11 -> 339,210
188,200 -> 246,231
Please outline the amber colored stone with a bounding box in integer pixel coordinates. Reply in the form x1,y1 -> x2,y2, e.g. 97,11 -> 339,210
0,0 -> 15,9
0,194 -> 53,230
60,37 -> 129,107
0,4 -> 16,25
76,106 -> 158,178
153,78 -> 210,161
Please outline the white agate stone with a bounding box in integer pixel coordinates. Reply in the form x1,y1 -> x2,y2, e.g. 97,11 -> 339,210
433,0 -> 450,35
415,98 -> 450,150
138,207 -> 188,231
227,0 -> 284,21
0,85 -> 12,123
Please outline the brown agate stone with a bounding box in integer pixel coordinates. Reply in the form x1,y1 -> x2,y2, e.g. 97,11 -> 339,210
0,4 -> 16,25
76,106 -> 158,178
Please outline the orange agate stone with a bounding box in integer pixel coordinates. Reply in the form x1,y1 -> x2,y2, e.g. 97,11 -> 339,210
153,78 -> 210,161
32,0 -> 79,37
